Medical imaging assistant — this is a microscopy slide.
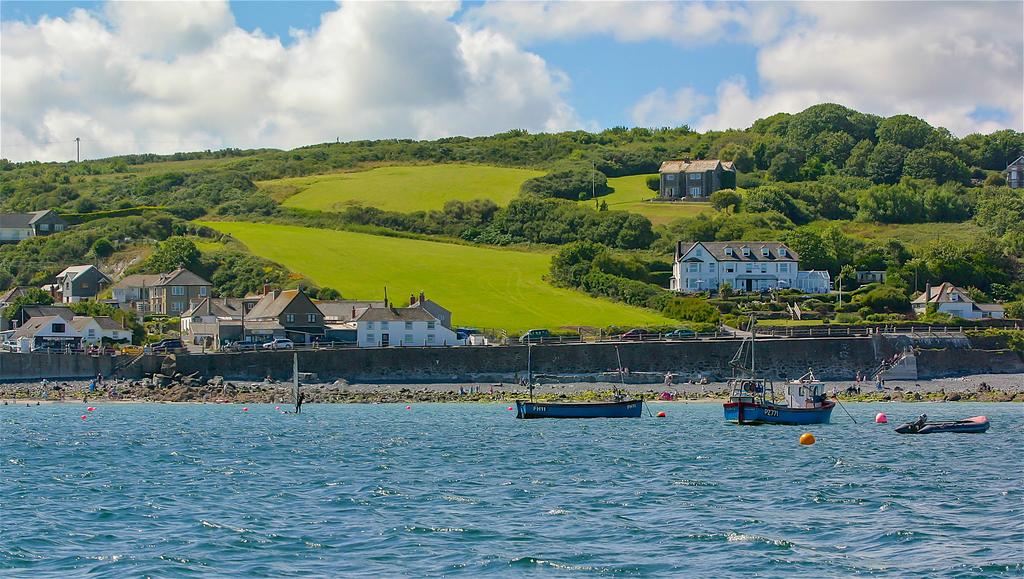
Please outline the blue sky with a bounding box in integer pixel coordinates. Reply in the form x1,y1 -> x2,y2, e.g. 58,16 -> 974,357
2,1 -> 1020,161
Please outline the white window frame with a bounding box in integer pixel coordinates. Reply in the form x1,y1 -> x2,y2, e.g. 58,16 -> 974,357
367,333 -> 375,343
427,321 -> 435,330
171,286 -> 185,296
690,187 -> 702,197
307,313 -> 316,323
742,247 -> 750,257
665,174 -> 676,181
426,334 -> 435,344
170,302 -> 183,313
687,263 -> 700,273
199,286 -> 208,297
779,247 -> 787,257
761,248 -> 769,257
285,313 -> 295,323
404,333 -> 413,344
689,173 -> 701,181
405,321 -> 413,330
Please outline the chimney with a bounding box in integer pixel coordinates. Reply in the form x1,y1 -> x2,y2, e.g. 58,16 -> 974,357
419,291 -> 425,304
351,306 -> 356,319
410,294 -> 416,306
924,282 -> 931,301
263,283 -> 270,295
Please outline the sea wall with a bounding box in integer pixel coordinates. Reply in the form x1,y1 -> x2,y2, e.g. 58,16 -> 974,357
916,348 -> 1024,379
0,352 -> 118,381
166,337 -> 879,383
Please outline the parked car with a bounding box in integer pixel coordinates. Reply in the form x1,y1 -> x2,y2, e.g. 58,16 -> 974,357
617,328 -> 656,341
664,329 -> 696,340
150,339 -> 184,352
224,340 -> 261,352
519,329 -> 551,343
262,338 -> 294,350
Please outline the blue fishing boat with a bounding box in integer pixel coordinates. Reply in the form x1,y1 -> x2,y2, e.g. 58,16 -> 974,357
723,319 -> 834,426
515,344 -> 643,419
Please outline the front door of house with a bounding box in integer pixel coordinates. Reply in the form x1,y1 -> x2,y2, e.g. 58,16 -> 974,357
381,333 -> 390,347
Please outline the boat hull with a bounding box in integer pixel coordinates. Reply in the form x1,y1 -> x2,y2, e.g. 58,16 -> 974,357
723,400 -> 834,425
515,399 -> 643,419
896,416 -> 990,434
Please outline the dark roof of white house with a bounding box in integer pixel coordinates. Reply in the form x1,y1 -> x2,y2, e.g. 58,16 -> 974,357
0,210 -> 65,229
355,307 -> 438,323
676,241 -> 799,262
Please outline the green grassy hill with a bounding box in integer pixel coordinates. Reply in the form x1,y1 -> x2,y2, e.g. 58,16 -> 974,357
201,221 -> 674,331
265,164 -> 545,213
586,174 -> 713,226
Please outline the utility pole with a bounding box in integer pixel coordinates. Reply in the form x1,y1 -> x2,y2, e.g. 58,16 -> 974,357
75,137 -> 80,162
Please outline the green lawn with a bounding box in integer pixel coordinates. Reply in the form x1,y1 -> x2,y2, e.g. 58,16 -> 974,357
264,164 -> 545,213
585,174 -> 713,225
809,220 -> 984,250
200,221 -> 674,331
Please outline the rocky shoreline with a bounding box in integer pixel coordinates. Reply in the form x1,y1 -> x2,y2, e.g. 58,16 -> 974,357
1,373 -> 1021,405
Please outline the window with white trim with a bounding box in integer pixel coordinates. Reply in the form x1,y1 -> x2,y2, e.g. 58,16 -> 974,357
307,313 -> 316,323
170,302 -> 183,313
709,262 -> 716,272
426,334 -> 435,344
687,263 -> 700,273
405,321 -> 413,330
742,247 -> 750,257
199,286 -> 208,297
427,321 -> 435,330
285,314 -> 295,323
779,247 -> 787,257
690,187 -> 702,197
745,264 -> 753,273
367,333 -> 375,343
665,174 -> 676,181
404,333 -> 413,343
689,173 -> 701,181
171,286 -> 185,296
779,263 -> 790,273
761,247 -> 769,256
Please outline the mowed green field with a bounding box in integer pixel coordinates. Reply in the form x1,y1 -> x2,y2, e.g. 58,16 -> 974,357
264,164 -> 545,213
200,222 -> 674,331
587,174 -> 713,225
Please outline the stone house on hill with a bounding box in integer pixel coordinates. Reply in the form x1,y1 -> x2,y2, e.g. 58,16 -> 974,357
113,267 -> 212,315
659,159 -> 736,200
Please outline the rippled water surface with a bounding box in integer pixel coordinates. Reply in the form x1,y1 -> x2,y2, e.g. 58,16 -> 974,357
2,402 -> 1022,577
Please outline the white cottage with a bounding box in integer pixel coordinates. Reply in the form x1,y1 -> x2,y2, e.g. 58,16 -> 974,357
355,306 -> 457,348
671,241 -> 830,294
912,283 -> 1005,320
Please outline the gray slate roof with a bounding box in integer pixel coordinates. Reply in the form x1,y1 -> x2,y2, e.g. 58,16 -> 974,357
0,210 -> 63,229
355,307 -> 438,323
659,159 -> 735,173
247,290 -> 322,320
315,300 -> 387,321
677,241 -> 799,262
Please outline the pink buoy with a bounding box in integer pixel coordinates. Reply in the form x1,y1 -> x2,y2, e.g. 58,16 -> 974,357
875,412 -> 887,424
406,405 -> 411,410
275,406 -> 281,410
507,406 -> 514,411
81,415 -> 88,420
243,407 -> 249,412
87,407 -> 95,412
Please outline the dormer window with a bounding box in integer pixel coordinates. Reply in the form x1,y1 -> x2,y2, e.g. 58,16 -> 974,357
741,247 -> 750,257
724,247 -> 734,256
779,247 -> 788,257
950,292 -> 960,302
761,247 -> 769,257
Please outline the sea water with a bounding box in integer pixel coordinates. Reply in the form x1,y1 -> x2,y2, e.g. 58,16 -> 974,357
1,402 -> 1021,577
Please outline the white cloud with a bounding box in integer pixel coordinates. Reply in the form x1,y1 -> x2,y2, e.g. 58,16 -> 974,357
675,2 -> 1024,135
1,1 -> 581,162
463,1 -> 749,45
630,87 -> 708,127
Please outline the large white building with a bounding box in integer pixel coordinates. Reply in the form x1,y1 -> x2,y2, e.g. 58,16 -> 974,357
671,241 -> 831,294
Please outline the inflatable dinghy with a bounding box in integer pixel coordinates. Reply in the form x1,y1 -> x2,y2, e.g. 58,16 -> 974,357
895,414 -> 990,434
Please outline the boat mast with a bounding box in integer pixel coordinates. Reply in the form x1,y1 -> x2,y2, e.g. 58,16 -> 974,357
614,345 -> 626,398
750,315 -> 755,379
293,352 -> 300,408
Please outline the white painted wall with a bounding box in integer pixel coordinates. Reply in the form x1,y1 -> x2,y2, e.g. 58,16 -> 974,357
356,318 -> 458,347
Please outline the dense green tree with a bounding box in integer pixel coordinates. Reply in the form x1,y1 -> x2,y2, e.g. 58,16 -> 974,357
141,236 -> 201,273
959,130 -> 1024,170
876,114 -> 933,149
858,285 -> 911,313
717,143 -> 755,172
767,152 -> 801,182
782,228 -> 834,272
842,139 -> 874,176
902,150 -> 971,184
865,142 -> 910,184
90,237 -> 114,258
709,189 -> 741,211
645,174 -> 661,192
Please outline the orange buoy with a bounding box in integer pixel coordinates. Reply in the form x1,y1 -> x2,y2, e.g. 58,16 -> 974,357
656,411 -> 667,418
799,432 -> 816,445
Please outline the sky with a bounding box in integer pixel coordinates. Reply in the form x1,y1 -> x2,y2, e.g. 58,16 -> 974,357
1,1 -> 1022,162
